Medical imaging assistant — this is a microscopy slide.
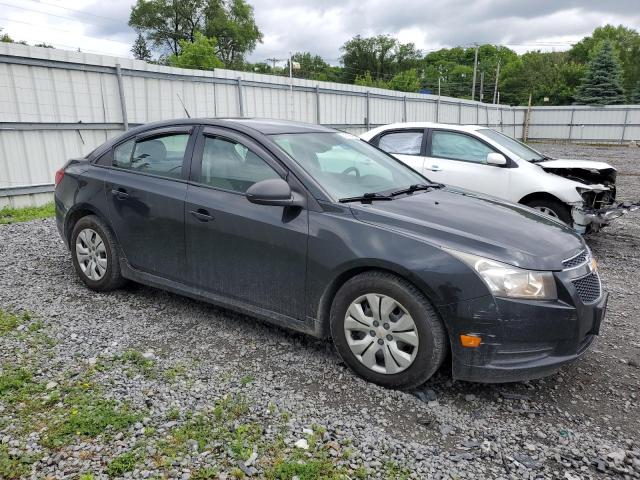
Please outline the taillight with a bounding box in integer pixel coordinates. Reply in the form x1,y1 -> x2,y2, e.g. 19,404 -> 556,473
54,168 -> 65,186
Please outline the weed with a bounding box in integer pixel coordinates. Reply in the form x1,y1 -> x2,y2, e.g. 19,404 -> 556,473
240,374 -> 254,386
0,444 -> 38,479
107,451 -> 138,477
192,466 -> 219,479
0,310 -> 29,335
0,203 -> 55,224
121,349 -> 156,378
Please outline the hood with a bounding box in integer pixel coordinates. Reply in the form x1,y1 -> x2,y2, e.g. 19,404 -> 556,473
536,159 -> 616,188
349,188 -> 585,271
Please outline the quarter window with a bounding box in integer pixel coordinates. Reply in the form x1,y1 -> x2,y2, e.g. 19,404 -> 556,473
431,131 -> 495,163
378,131 -> 423,155
114,134 -> 190,179
199,136 -> 280,193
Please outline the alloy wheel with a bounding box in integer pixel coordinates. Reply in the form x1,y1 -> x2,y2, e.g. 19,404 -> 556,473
343,294 -> 419,374
534,206 -> 559,219
76,228 -> 107,281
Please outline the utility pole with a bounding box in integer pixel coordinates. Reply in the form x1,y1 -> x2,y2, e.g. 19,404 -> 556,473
479,71 -> 484,102
266,57 -> 281,70
492,60 -> 501,104
471,44 -> 478,101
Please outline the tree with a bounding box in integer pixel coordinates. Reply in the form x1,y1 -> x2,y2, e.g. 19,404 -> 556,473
167,32 -> 223,70
575,41 -> 626,105
131,33 -> 152,61
500,51 -> 585,106
286,52 -> 335,80
203,0 -> 262,69
340,35 -> 422,83
388,69 -> 421,92
629,82 -> 640,104
129,0 -> 261,67
34,42 -> 54,48
129,0 -> 206,56
569,25 -> 640,95
0,28 -> 13,43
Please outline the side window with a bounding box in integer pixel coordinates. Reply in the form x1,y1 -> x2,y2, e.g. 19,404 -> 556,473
431,131 -> 495,163
199,136 -> 280,193
114,134 -> 190,179
378,131 -> 423,155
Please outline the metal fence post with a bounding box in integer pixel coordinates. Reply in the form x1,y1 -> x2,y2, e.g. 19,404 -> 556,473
621,108 -> 629,143
365,91 -> 370,130
115,64 -> 128,130
499,107 -> 503,131
315,85 -> 321,124
237,77 -> 244,117
458,102 -> 462,124
436,98 -> 440,122
476,103 -> 479,124
568,108 -> 575,141
402,95 -> 407,122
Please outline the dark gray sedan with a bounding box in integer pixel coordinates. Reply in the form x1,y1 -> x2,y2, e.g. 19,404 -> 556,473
54,119 -> 607,389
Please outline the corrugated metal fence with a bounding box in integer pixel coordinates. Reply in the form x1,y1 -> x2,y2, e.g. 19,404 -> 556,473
1,43 -> 638,207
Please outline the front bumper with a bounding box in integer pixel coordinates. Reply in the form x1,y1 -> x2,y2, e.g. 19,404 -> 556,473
440,263 -> 607,383
572,201 -> 640,233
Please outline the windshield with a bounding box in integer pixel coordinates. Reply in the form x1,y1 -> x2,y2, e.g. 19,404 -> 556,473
478,129 -> 545,162
271,132 -> 427,200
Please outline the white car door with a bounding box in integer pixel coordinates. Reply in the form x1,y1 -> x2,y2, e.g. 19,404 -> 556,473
376,129 -> 426,174
424,129 -> 511,197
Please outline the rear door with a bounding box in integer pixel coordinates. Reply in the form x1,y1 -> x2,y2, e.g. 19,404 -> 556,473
106,126 -> 195,281
184,127 -> 309,319
424,129 -> 511,197
375,129 -> 426,173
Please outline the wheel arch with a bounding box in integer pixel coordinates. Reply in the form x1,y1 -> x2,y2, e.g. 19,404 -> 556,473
64,204 -> 111,245
314,264 -> 448,340
518,191 -> 568,207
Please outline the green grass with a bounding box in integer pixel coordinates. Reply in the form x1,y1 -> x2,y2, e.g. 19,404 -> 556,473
0,310 -> 30,335
107,451 -> 138,477
0,444 -> 38,479
120,349 -> 156,378
0,202 -> 54,224
0,366 -> 43,405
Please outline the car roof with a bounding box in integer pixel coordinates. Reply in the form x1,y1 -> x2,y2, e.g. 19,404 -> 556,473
360,122 -> 491,140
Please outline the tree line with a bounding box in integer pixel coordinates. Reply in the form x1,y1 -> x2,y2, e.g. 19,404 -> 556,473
3,1 -> 640,106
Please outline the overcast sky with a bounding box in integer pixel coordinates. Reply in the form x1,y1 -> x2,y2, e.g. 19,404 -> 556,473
1,0 -> 639,64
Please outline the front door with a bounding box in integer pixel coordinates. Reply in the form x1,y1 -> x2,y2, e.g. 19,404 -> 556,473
185,127 -> 309,320
105,126 -> 195,280
424,129 -> 511,197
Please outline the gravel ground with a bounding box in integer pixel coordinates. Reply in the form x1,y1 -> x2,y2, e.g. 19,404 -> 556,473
1,143 -> 639,479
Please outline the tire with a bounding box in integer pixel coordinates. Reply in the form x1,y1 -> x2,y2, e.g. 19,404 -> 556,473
524,198 -> 572,225
330,271 -> 447,390
70,215 -> 126,292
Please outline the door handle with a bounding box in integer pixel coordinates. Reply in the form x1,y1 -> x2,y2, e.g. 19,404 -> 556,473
429,165 -> 442,172
190,209 -> 214,222
110,188 -> 130,199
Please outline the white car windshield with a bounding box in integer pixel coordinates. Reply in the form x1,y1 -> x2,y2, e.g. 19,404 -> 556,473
271,132 -> 428,201
479,129 -> 546,162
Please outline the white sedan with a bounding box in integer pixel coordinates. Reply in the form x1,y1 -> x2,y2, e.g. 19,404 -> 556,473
361,122 -> 636,233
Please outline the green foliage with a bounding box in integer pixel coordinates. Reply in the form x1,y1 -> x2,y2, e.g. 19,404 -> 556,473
288,52 -> 338,81
168,32 -> 223,70
0,310 -> 28,335
131,33 -> 152,61
120,349 -> 156,377
0,444 -> 38,479
0,202 -> 55,224
0,366 -> 41,404
340,34 -> 422,84
107,451 -> 139,477
203,0 -> 263,69
628,81 -> 640,104
0,27 -> 13,43
129,0 -> 262,67
575,40 -> 626,105
569,24 -> 640,95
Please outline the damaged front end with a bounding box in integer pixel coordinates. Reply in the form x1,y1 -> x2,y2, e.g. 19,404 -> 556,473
540,161 -> 638,233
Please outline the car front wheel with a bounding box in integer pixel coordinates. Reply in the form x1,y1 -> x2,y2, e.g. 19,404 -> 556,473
524,198 -> 572,225
330,271 -> 447,390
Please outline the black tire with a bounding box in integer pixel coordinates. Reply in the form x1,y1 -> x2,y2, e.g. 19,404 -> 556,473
70,215 -> 126,292
330,271 -> 447,390
524,198 -> 572,225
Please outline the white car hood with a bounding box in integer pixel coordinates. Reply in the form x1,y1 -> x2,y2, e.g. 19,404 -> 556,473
536,159 -> 616,172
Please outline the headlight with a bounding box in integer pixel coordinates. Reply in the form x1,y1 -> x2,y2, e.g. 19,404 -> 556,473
446,250 -> 557,300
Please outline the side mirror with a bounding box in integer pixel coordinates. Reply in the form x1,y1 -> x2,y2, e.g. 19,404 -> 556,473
486,152 -> 507,166
245,178 -> 305,207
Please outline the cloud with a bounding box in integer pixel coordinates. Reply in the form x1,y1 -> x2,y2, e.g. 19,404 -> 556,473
1,0 -> 638,61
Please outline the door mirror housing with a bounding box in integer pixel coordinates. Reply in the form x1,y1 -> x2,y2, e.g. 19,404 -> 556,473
245,178 -> 305,207
486,152 -> 507,166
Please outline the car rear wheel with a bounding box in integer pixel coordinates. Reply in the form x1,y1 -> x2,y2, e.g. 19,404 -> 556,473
70,215 -> 126,292
524,198 -> 572,225
330,271 -> 447,390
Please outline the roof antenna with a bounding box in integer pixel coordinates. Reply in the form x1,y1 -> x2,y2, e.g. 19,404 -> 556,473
176,93 -> 191,118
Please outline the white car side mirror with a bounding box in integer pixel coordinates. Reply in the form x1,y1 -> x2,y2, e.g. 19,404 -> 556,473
486,153 -> 507,166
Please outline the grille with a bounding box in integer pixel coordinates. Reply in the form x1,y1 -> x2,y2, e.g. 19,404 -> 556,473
572,273 -> 601,303
563,250 -> 588,269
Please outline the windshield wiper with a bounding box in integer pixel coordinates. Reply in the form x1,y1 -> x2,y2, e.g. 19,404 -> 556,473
390,183 -> 444,197
339,192 -> 393,203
